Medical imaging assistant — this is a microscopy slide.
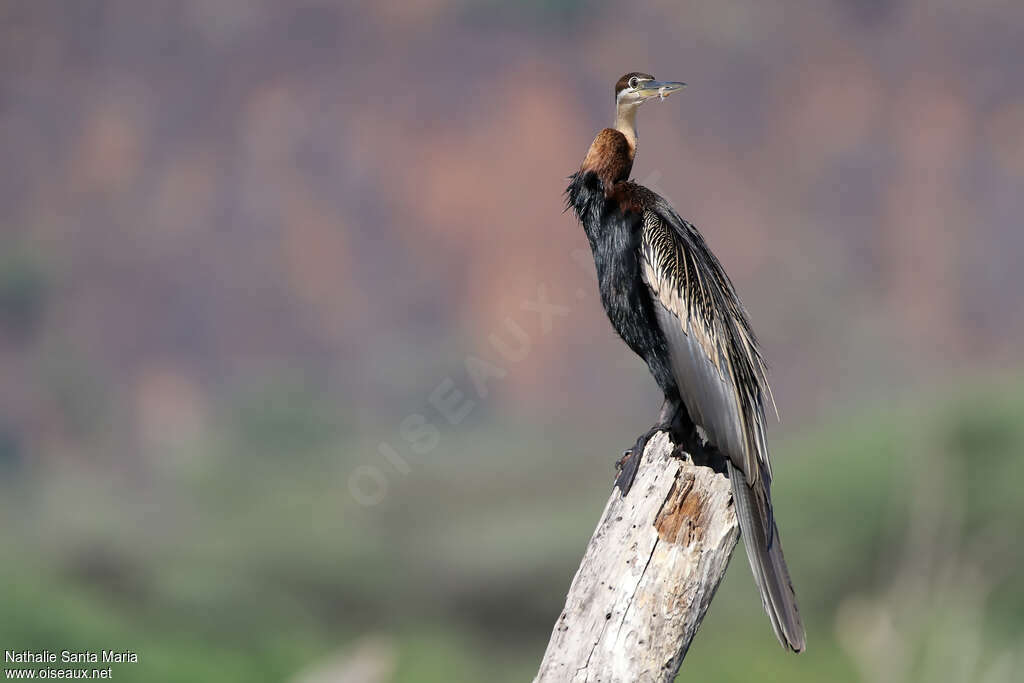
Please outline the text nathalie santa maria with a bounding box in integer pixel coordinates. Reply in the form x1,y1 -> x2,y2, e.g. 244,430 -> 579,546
5,652 -> 137,665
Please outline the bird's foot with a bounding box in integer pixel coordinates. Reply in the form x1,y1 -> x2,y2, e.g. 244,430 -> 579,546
669,442 -> 690,461
613,448 -> 639,494
613,427 -> 661,496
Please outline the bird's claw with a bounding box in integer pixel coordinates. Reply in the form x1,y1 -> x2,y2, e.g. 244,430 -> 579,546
615,449 -> 633,473
614,437 -> 648,497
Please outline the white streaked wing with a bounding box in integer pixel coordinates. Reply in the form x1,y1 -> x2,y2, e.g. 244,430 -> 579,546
639,210 -> 766,486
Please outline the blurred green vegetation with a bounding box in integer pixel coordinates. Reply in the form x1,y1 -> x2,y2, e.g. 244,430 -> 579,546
1,376 -> 1023,682
0,247 -> 49,342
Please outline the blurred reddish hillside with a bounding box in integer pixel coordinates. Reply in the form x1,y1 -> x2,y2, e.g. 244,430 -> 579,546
2,0 -> 1023,463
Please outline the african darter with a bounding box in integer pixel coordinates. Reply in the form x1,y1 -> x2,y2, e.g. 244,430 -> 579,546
566,72 -> 806,652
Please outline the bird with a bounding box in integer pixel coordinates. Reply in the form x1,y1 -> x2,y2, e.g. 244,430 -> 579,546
566,72 -> 806,653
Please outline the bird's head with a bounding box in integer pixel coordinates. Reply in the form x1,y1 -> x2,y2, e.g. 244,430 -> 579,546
611,73 -> 685,154
614,72 -> 686,110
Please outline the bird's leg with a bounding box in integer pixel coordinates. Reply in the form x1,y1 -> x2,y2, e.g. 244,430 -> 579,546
614,397 -> 682,495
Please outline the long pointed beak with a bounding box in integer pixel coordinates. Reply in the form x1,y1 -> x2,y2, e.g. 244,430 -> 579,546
636,80 -> 686,101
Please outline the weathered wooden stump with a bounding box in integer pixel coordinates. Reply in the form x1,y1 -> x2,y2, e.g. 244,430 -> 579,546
535,432 -> 739,683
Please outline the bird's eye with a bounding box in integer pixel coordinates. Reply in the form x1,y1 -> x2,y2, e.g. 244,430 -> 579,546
629,77 -> 639,89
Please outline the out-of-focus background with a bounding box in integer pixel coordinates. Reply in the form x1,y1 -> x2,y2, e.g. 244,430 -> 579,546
2,1 -> 1023,681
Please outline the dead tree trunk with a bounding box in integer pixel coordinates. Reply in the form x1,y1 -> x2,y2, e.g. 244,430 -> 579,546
534,432 -> 739,683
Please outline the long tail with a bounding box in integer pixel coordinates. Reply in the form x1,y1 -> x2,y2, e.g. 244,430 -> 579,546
727,461 -> 806,652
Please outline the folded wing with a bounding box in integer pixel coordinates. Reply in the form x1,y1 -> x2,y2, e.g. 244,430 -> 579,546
636,191 -> 806,651
636,197 -> 772,487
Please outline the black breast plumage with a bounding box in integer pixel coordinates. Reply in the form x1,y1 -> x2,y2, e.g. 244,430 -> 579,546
566,170 -> 677,397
